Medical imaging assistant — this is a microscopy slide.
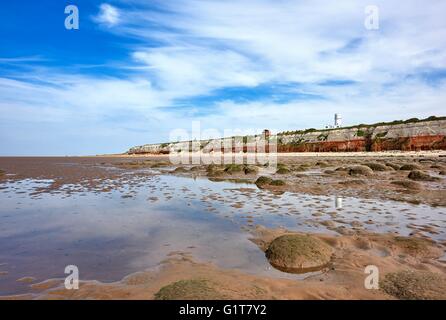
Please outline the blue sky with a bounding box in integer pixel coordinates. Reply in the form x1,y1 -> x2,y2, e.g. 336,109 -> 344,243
1,0 -> 446,155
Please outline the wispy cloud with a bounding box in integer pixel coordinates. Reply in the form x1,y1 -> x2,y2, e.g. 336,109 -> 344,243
0,56 -> 47,64
93,3 -> 121,27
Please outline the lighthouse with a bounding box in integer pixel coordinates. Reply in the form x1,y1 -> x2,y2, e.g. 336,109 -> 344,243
334,113 -> 342,128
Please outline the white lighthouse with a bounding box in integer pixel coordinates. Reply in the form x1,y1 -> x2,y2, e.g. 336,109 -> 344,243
334,113 -> 342,128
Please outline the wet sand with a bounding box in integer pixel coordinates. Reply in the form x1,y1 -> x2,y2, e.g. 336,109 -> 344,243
0,154 -> 445,299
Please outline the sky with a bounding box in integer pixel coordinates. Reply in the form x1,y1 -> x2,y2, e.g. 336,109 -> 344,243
0,0 -> 445,156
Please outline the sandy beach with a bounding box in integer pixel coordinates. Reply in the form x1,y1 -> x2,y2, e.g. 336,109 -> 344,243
0,153 -> 445,299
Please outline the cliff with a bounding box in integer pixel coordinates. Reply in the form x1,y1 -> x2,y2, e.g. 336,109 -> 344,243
127,117 -> 446,154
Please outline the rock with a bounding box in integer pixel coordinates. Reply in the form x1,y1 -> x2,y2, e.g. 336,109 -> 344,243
265,234 -> 332,273
224,164 -> 244,174
270,179 -> 286,186
348,165 -> 373,176
381,270 -> 446,300
407,170 -> 438,181
207,170 -> 225,177
244,165 -> 259,175
276,167 -> 291,174
350,221 -> 364,228
392,236 -> 442,258
206,164 -> 225,177
255,176 -> 273,188
385,162 -> 401,170
399,164 -> 422,171
173,167 -> 189,173
16,277 -> 36,283
338,179 -> 366,186
315,161 -> 330,167
206,164 -> 222,173
150,162 -> 170,168
440,170 -> 446,175
155,279 -> 224,300
363,162 -> 389,171
391,180 -> 422,190
320,220 -> 336,228
255,176 -> 285,187
334,226 -> 355,235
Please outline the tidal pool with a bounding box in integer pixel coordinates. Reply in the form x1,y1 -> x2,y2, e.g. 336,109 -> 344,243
0,174 -> 445,295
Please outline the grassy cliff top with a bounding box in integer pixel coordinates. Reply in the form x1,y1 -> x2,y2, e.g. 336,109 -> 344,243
278,116 -> 446,136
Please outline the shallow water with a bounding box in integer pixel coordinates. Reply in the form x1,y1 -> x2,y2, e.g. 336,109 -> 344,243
0,174 -> 445,295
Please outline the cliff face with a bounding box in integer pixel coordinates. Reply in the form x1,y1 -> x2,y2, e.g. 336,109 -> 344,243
127,119 -> 446,154
277,119 -> 446,152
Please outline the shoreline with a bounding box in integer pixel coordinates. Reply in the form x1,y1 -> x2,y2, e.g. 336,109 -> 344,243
2,150 -> 446,159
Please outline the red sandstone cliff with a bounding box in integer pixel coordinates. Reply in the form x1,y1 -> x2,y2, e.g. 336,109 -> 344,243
127,117 -> 446,154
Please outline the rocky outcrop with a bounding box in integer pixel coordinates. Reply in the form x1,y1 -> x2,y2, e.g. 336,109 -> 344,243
127,117 -> 446,154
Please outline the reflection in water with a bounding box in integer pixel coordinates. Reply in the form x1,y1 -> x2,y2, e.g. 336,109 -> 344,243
335,196 -> 343,209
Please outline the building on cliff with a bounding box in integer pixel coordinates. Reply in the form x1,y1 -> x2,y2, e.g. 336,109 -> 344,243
325,113 -> 342,129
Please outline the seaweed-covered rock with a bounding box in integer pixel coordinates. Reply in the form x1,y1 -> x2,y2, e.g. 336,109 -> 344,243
348,165 -> 373,176
385,162 -> 401,170
363,162 -> 389,171
276,167 -> 291,174
265,234 -> 332,273
392,236 -> 442,258
270,179 -> 286,186
338,179 -> 367,186
381,270 -> 446,300
399,163 -> 422,171
150,161 -> 170,168
255,176 -> 285,188
315,161 -> 330,167
391,180 -> 422,190
206,164 -> 225,177
155,279 -> 224,300
244,165 -> 259,175
407,170 -> 438,181
224,164 -> 244,174
207,170 -> 225,177
255,176 -> 273,188
292,165 -> 307,172
206,164 -> 222,173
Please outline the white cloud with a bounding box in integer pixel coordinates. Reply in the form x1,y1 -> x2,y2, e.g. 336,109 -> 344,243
94,3 -> 120,27
106,0 -> 446,102
132,46 -> 267,98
